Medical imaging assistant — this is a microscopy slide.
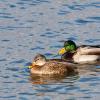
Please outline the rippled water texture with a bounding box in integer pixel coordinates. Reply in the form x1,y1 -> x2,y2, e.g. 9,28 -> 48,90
0,0 -> 100,100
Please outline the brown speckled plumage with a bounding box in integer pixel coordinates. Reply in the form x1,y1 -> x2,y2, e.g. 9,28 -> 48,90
30,55 -> 77,75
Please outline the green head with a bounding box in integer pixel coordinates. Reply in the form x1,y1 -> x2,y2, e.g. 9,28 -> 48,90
59,40 -> 77,55
64,40 -> 77,52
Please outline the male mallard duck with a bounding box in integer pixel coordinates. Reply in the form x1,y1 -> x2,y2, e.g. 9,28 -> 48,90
59,40 -> 100,63
29,54 -> 77,75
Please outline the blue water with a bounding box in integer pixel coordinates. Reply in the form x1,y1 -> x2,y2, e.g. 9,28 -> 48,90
0,0 -> 100,100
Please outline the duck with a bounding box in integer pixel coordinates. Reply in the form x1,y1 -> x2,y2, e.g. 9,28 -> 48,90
58,40 -> 100,64
28,54 -> 77,75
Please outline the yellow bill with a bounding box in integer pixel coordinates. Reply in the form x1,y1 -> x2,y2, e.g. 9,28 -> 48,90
28,65 -> 33,69
58,47 -> 66,55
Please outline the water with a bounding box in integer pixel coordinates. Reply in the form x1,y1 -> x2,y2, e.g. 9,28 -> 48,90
0,0 -> 100,100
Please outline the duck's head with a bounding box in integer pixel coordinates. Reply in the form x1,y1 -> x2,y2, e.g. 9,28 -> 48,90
32,54 -> 47,66
59,40 -> 77,55
28,54 -> 47,69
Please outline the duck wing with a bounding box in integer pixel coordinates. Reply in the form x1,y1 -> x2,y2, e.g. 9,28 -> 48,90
42,61 -> 76,74
78,47 -> 100,55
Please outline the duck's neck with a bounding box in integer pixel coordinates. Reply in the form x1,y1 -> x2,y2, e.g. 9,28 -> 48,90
62,52 -> 74,61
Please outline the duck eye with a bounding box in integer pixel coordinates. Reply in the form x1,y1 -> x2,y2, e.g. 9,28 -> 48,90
36,58 -> 40,61
70,45 -> 75,50
65,45 -> 70,50
34,58 -> 39,62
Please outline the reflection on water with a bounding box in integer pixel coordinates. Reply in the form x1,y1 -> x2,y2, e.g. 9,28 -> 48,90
30,72 -> 79,84
77,63 -> 100,75
0,0 -> 100,100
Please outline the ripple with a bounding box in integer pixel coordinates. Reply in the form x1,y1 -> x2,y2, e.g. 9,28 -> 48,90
44,53 -> 53,57
9,59 -> 26,64
79,77 -> 100,82
9,4 -> 16,8
0,12 -> 11,15
19,97 -> 28,100
58,21 -> 72,25
75,19 -> 94,25
67,5 -> 84,10
40,32 -> 59,38
18,92 -> 34,96
30,47 -> 44,50
26,20 -> 37,23
96,65 -> 100,69
87,16 -> 100,21
91,2 -> 100,8
0,75 -> 9,78
3,81 -> 13,83
67,37 -> 77,41
0,58 -> 7,62
6,67 -> 19,72
24,62 -> 32,66
0,16 -> 14,19
58,10 -> 70,15
85,39 -> 100,43
17,79 -> 29,83
1,39 -> 10,42
0,95 -> 16,99
50,45 -> 62,48
16,0 -> 50,6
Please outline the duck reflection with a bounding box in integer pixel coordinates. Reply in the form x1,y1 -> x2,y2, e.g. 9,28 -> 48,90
29,72 -> 79,85
77,62 -> 100,76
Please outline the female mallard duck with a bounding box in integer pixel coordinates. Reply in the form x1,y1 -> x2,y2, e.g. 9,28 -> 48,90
29,54 -> 77,75
59,40 -> 100,63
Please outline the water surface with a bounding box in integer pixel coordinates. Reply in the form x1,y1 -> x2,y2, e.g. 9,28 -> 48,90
0,0 -> 100,100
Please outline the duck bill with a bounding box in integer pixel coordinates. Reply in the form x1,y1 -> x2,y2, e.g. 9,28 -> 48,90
28,62 -> 35,69
28,65 -> 33,69
58,47 -> 66,55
